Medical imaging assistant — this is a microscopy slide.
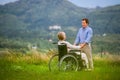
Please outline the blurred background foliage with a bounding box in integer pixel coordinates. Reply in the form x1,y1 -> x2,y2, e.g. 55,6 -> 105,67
0,0 -> 120,54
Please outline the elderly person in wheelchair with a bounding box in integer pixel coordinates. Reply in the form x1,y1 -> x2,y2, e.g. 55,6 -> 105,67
57,31 -> 89,70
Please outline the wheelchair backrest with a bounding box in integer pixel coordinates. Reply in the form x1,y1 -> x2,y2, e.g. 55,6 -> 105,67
58,43 -> 67,60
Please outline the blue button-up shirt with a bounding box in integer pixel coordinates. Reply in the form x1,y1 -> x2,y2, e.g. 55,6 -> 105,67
74,26 -> 93,45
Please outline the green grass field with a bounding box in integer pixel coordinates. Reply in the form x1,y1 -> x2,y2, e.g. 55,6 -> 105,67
0,53 -> 120,80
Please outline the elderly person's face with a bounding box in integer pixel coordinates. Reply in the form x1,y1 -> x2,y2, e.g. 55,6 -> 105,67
82,20 -> 88,28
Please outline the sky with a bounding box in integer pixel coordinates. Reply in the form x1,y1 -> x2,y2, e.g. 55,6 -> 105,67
68,0 -> 120,8
0,0 -> 18,5
0,0 -> 120,8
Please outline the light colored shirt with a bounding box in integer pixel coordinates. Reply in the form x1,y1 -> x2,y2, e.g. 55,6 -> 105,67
74,26 -> 93,45
58,41 -> 80,50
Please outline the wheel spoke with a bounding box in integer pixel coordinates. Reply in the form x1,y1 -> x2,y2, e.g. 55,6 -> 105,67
60,55 -> 78,71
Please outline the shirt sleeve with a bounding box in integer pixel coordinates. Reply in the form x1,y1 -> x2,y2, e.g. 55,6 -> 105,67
85,28 -> 93,43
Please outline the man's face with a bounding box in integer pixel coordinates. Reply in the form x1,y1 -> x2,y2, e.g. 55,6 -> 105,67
82,20 -> 88,28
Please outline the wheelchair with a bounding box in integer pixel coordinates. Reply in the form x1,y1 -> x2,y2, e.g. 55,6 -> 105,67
48,43 -> 87,71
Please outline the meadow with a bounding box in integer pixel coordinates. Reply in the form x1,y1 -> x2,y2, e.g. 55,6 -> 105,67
0,50 -> 120,80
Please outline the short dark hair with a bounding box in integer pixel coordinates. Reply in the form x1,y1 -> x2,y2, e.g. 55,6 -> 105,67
82,18 -> 89,24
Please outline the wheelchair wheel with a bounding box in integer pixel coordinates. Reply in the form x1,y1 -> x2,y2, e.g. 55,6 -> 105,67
48,54 -> 59,71
59,54 -> 78,71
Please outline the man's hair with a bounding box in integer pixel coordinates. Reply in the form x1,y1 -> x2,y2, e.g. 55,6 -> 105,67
82,18 -> 89,24
57,32 -> 65,40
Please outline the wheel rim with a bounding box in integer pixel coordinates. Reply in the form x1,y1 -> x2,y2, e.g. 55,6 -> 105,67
48,54 -> 59,71
60,55 -> 78,71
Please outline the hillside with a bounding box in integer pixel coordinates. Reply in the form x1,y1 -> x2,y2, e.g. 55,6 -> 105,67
88,5 -> 120,34
0,0 -> 89,38
0,0 -> 120,39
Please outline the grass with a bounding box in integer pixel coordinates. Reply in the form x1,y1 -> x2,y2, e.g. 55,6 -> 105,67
0,52 -> 120,80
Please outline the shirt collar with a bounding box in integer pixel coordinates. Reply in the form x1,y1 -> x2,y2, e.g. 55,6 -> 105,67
82,26 -> 89,30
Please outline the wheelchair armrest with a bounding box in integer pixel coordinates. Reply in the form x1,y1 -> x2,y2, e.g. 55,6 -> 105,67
69,49 -> 81,53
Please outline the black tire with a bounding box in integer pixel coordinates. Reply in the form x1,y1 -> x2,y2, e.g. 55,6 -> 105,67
59,54 -> 79,71
48,54 -> 59,71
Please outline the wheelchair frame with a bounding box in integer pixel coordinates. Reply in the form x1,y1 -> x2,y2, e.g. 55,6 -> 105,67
48,43 -> 86,71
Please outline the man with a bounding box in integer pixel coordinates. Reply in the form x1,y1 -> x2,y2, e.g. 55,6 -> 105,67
74,18 -> 94,70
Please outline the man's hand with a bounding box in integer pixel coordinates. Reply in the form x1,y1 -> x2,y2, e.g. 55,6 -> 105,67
80,43 -> 87,49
